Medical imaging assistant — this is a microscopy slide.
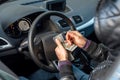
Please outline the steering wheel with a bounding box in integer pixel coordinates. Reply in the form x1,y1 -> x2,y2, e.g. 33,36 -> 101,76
28,11 -> 76,72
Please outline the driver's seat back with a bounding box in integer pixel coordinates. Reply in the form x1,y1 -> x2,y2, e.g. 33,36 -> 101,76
0,61 -> 19,80
94,0 -> 120,50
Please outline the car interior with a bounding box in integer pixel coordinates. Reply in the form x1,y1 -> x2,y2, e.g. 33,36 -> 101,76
0,0 -> 105,79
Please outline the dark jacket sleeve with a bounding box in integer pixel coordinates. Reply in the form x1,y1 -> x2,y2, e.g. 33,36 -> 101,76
83,40 -> 119,63
58,60 -> 75,80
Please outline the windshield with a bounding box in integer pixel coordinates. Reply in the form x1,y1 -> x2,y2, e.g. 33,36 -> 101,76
0,0 -> 17,4
0,0 -> 47,4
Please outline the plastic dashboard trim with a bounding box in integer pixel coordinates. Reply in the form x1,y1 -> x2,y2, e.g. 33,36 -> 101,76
0,37 -> 13,50
77,18 -> 94,31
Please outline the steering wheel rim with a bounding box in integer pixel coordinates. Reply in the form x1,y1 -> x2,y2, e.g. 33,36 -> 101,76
28,11 -> 76,72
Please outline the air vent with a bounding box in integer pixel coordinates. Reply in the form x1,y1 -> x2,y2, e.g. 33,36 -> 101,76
72,15 -> 82,24
0,37 -> 12,50
0,39 -> 7,46
58,19 -> 68,28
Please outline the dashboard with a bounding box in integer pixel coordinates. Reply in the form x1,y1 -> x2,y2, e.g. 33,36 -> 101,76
0,0 -> 99,56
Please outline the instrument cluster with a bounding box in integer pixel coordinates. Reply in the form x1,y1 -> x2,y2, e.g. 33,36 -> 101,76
4,18 -> 31,38
4,12 -> 42,38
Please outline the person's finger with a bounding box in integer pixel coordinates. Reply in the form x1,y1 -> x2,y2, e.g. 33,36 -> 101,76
72,31 -> 81,36
66,35 -> 72,45
66,31 -> 75,45
55,47 -> 58,53
55,39 -> 64,48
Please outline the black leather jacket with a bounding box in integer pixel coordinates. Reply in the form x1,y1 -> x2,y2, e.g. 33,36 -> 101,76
60,0 -> 120,80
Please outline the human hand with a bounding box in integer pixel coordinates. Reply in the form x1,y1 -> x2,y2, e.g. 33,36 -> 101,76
66,31 -> 87,48
55,39 -> 68,61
